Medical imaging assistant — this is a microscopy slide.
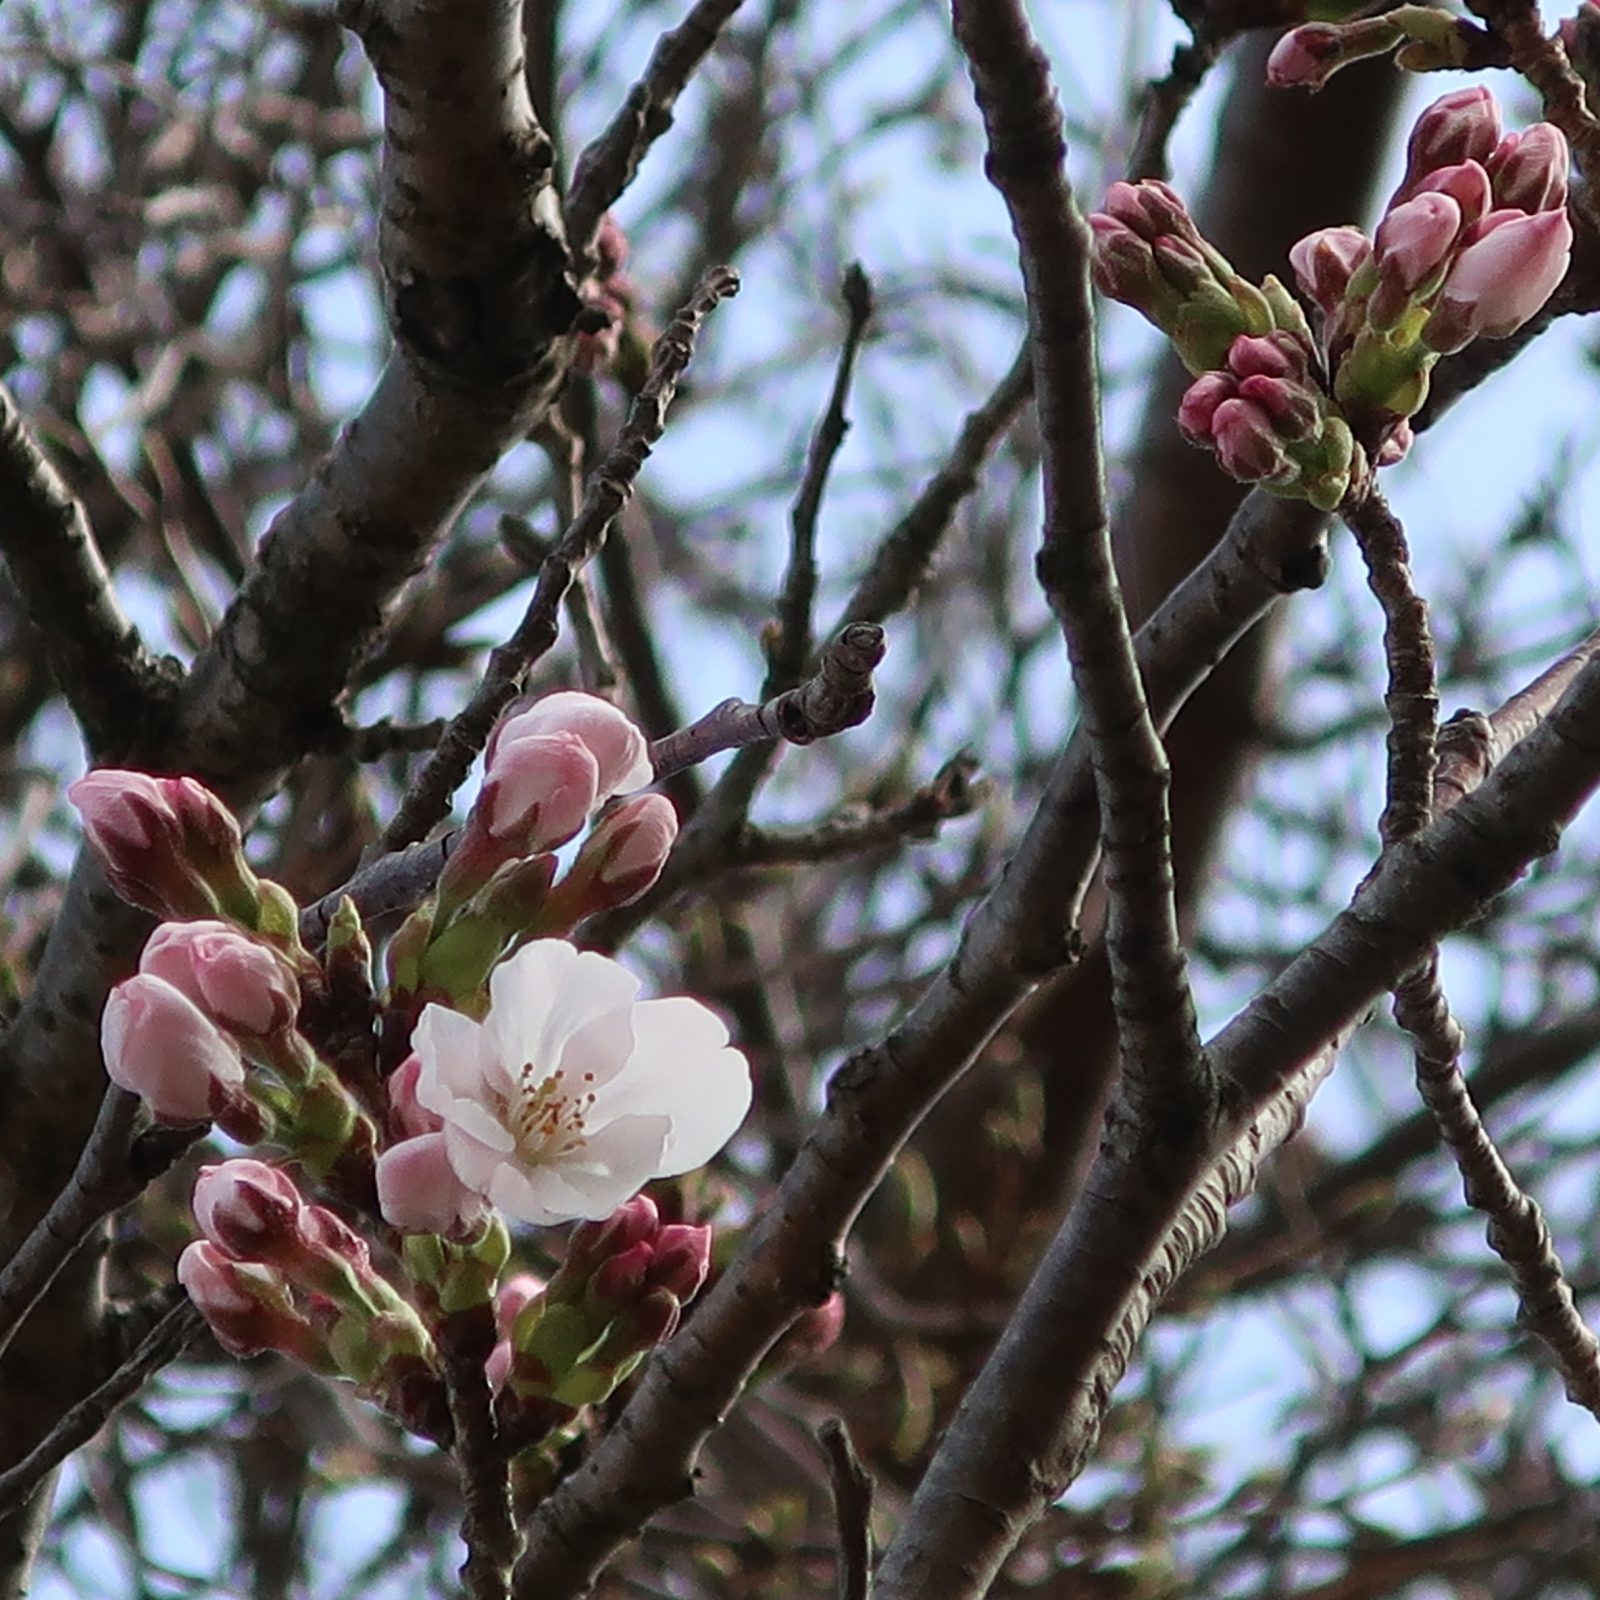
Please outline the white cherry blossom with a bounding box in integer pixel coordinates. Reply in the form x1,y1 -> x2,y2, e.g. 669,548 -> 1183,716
403,940 -> 750,1226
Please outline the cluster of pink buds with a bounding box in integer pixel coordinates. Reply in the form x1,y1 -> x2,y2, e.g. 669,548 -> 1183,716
390,691 -> 677,1007
1089,183 -> 1361,504
75,692 -> 745,1488
180,1159 -> 449,1440
1175,330 -> 1356,510
1091,86 -> 1571,499
69,771 -> 296,933
93,910 -> 376,1178
491,1195 -> 713,1449
1088,179 -> 1313,377
1293,87 -> 1571,440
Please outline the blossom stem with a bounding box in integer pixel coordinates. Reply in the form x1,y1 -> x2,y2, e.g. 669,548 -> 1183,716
440,1306 -> 519,1600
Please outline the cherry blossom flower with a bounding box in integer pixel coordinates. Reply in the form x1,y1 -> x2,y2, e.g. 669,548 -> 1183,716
387,940 -> 750,1227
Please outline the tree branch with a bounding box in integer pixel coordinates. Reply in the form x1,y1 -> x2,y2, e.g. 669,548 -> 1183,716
952,0 -> 1210,1151
509,489 -> 1330,1597
564,0 -> 750,251
0,383 -> 174,759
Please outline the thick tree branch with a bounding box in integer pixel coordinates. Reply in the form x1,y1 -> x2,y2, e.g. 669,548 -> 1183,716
952,0 -> 1209,1146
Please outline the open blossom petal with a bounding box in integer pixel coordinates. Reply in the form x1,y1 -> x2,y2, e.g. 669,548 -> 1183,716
596,997 -> 753,1176
408,940 -> 750,1225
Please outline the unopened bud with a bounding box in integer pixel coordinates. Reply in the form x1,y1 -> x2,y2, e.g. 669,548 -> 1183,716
1427,206 -> 1572,348
139,920 -> 300,1037
192,1159 -> 305,1261
102,973 -> 248,1125
1288,226 -> 1371,324
1397,88 -> 1501,204
1211,398 -> 1293,482
1373,192 -> 1463,295
1486,124 -> 1569,214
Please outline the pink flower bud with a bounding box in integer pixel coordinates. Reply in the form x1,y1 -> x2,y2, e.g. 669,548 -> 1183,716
101,973 -> 247,1124
1176,372 -> 1238,446
1225,332 -> 1307,382
298,1204 -> 374,1277
786,1294 -> 847,1365
1374,192 -> 1462,294
1486,124 -> 1569,214
376,1132 -> 490,1237
1088,214 -> 1159,303
479,730 -> 601,847
1095,179 -> 1195,243
177,1240 -> 310,1359
1265,24 -> 1347,89
1376,419 -> 1414,468
758,1292 -> 847,1380
585,794 -> 678,899
387,1054 -> 444,1142
486,1337 -> 514,1393
1150,234 -> 1210,294
1210,398 -> 1291,482
565,1196 -> 661,1279
1288,226 -> 1371,321
1237,375 -> 1319,442
648,1223 -> 713,1303
1433,206 -> 1572,344
192,1159 -> 305,1260
495,1273 -> 547,1337
1411,161 -> 1492,227
487,692 -> 651,803
592,1240 -> 654,1307
69,770 -> 247,920
1399,88 -> 1502,201
139,920 -> 299,1036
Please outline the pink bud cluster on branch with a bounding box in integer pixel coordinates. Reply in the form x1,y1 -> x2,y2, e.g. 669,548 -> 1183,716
73,687 -> 754,1489
1089,86 -> 1571,501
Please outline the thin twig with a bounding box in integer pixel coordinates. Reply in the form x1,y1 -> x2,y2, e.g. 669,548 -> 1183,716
0,381 -> 174,758
837,343 -> 1033,629
1342,483 -> 1439,848
564,0 -> 750,251
0,1298 -> 203,1519
648,624 -> 885,781
0,1089 -> 196,1365
537,416 -> 621,694
817,1418 -> 874,1600
1127,29 -> 1226,182
1395,951 -> 1600,1415
724,755 -> 988,868
769,264 -> 874,694
1346,488 -> 1600,1414
690,268 -> 877,837
379,266 -> 740,852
